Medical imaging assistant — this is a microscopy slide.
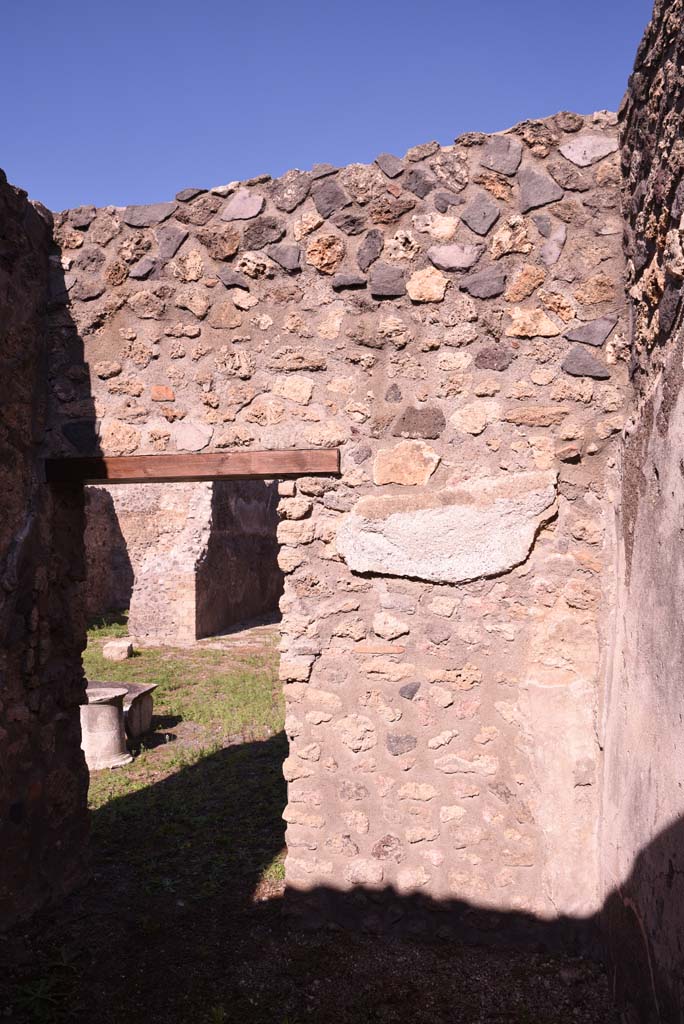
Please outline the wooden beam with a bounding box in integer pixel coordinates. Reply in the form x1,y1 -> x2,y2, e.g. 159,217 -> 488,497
44,448 -> 341,485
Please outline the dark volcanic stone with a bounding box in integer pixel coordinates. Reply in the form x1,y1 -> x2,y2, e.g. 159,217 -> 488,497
271,170 -> 311,212
434,190 -> 465,213
403,167 -> 436,198
385,382 -> 402,402
392,404 -> 446,439
399,681 -> 421,700
312,178 -> 350,218
332,273 -> 367,290
242,216 -> 286,250
71,277 -> 104,301
386,734 -> 417,756
369,261 -> 406,298
562,346 -> 611,379
311,163 -> 338,179
175,187 -> 206,202
74,247 -> 105,272
351,444 -> 372,464
68,205 -> 96,229
460,267 -> 506,299
129,256 -> 160,280
375,152 -> 404,178
268,243 -> 301,272
155,223 -> 188,260
332,209 -> 367,235
659,280 -> 681,335
475,344 -> 515,371
123,202 -> 176,227
565,315 -> 618,347
357,229 -> 384,271
518,165 -> 564,212
371,835 -> 403,861
532,214 -> 552,238
216,267 -> 250,290
480,135 -> 523,176
460,192 -> 500,236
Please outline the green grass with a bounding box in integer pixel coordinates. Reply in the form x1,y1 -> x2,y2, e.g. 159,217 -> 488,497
82,620 -> 285,889
83,637 -> 283,743
85,610 -> 130,639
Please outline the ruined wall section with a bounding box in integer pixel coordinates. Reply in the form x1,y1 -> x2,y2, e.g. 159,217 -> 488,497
84,479 -> 282,641
603,0 -> 684,1014
620,0 -> 684,370
85,482 -> 212,642
49,113 -> 628,939
0,173 -> 88,928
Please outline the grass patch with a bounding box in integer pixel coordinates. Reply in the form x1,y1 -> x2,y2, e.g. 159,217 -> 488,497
82,620 -> 285,888
261,853 -> 286,883
83,635 -> 283,744
85,610 -> 130,639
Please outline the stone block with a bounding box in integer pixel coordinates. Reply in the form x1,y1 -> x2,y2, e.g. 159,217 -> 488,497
337,471 -> 558,584
220,188 -> 264,220
480,134 -> 523,175
518,166 -> 563,212
123,202 -> 176,227
427,242 -> 483,271
559,132 -> 619,167
102,639 -> 134,662
373,439 -> 440,486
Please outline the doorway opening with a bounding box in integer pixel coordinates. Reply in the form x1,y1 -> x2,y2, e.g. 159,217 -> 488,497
84,478 -> 283,644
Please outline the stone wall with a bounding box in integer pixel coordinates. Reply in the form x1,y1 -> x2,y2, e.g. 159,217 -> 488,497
84,479 -> 281,641
47,112 -> 630,943
84,486 -> 134,617
196,478 -> 282,638
0,172 -> 88,928
602,0 -> 684,1015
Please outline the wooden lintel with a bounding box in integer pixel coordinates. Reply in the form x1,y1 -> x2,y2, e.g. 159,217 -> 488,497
44,448 -> 341,485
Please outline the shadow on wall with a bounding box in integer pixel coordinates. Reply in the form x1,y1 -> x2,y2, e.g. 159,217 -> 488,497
0,194 -> 101,928
7,729 -> 683,1023
83,487 -> 134,618
195,478 -> 284,639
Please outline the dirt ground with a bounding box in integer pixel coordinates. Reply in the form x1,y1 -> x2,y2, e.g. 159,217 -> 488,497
1,621 -> 618,1024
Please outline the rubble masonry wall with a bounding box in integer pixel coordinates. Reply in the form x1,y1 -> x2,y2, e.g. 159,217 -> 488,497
0,175 -> 88,928
47,112 -> 629,942
602,0 -> 684,1014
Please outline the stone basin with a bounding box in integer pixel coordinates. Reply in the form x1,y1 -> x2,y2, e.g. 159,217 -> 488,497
87,680 -> 158,741
80,686 -> 132,770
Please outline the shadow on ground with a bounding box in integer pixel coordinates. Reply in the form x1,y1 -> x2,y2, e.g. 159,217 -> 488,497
1,730 -> 626,1024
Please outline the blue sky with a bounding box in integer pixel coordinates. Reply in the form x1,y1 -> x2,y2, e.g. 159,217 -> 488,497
2,0 -> 653,211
